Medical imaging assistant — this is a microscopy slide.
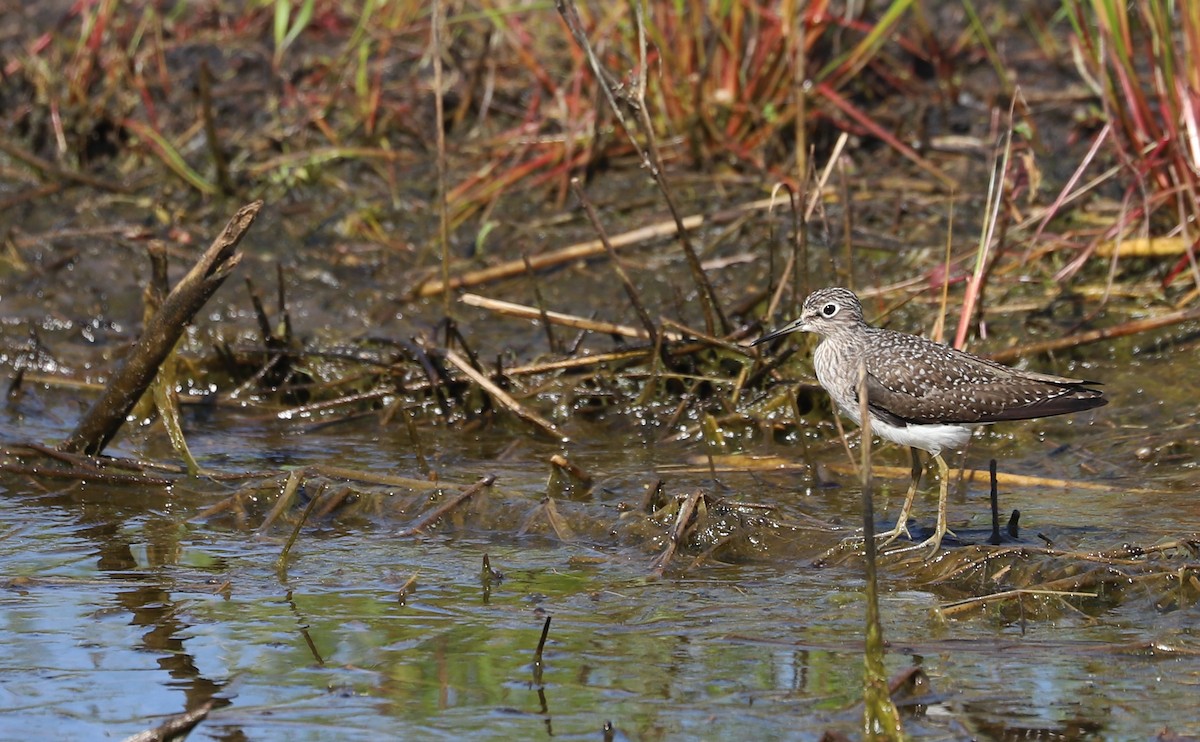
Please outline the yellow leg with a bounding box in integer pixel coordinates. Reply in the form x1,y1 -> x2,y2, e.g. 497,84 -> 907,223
915,452 -> 957,555
876,447 -> 922,546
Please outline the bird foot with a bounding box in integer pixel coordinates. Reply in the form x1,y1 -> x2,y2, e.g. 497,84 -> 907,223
819,523 -> 957,562
874,522 -> 911,547
885,526 -> 957,558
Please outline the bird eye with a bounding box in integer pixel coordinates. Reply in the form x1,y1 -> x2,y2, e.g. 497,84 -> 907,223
821,303 -> 838,317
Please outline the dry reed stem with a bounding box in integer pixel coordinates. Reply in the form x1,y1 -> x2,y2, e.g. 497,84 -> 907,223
763,133 -> 850,323
277,472 -> 321,569
555,0 -> 726,336
312,486 -> 355,519
985,304 -> 1200,363
519,497 -> 575,541
954,97 -> 1017,350
198,60 -> 232,194
543,497 -> 574,539
398,474 -> 497,536
682,455 -> 1136,494
1021,123 -> 1114,263
397,573 -> 419,603
938,587 -> 1099,617
123,700 -> 214,742
0,460 -> 173,486
308,465 -> 444,490
0,182 -> 66,211
570,177 -> 659,345
815,81 -> 957,190
522,252 -> 560,354
412,195 -> 777,298
650,490 -> 705,576
501,348 -> 656,376
549,454 -> 592,487
658,317 -> 751,351
279,389 -> 392,420
432,0 -> 451,315
0,136 -> 133,193
900,540 -> 1199,586
460,293 -> 684,342
442,348 -> 563,439
259,470 -> 304,533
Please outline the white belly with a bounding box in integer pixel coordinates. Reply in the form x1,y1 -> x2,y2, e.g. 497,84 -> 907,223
867,417 -> 972,456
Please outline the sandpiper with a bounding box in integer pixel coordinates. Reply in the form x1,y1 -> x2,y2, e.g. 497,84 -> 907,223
754,287 -> 1106,553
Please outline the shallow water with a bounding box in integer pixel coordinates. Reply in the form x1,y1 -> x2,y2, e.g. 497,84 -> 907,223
2,334 -> 1199,740
6,0 -> 1200,734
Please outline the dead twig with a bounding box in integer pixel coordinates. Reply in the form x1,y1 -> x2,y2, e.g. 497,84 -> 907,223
0,136 -> 133,194
411,196 -> 775,298
442,348 -> 563,439
122,700 -> 214,742
570,177 -> 659,345
0,460 -> 173,486
683,455 -> 1139,494
939,587 -> 1100,617
198,60 -> 233,195
258,470 -> 304,533
556,0 -> 726,335
432,0 -> 452,315
650,491 -> 705,576
398,475 -> 497,536
461,293 -> 684,342
60,201 -> 263,456
277,472 -> 322,570
986,304 -> 1200,363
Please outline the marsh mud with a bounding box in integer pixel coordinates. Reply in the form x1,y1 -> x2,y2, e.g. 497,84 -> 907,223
3,172 -> 1197,740
2,2 -> 1200,740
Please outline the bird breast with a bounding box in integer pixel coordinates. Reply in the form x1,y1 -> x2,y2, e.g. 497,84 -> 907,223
813,335 -> 863,424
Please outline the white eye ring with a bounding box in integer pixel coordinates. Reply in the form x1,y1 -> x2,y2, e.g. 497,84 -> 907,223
821,303 -> 839,317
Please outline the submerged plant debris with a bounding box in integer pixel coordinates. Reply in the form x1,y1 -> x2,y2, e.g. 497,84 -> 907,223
1,1 -> 1200,740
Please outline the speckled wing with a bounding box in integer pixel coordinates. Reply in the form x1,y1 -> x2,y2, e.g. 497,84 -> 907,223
859,329 -> 1107,425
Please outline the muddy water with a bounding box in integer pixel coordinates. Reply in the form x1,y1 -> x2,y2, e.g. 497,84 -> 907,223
2,326 -> 1198,740
0,169 -> 1197,739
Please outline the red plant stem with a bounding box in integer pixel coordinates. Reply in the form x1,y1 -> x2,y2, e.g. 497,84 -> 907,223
816,81 -> 957,190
